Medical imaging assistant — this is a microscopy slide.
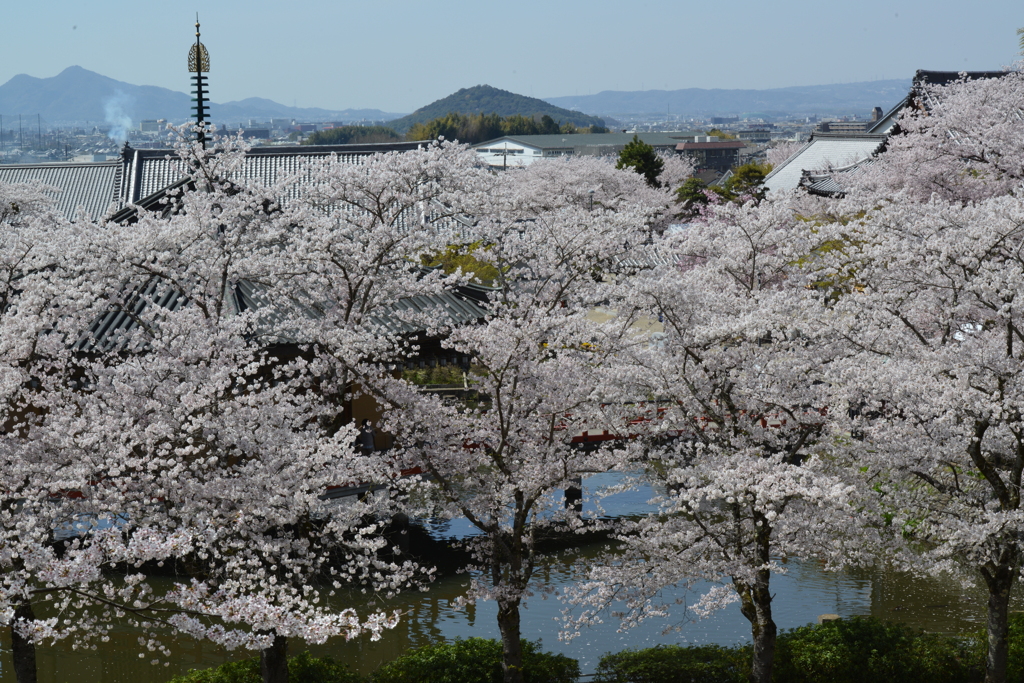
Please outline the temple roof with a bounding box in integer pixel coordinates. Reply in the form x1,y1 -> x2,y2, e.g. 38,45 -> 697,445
799,159 -> 876,197
0,160 -> 122,220
764,133 -> 887,194
1,141 -> 429,222
118,141 -> 428,207
77,277 -> 491,353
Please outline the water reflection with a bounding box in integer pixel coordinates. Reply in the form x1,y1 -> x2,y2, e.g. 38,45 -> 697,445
2,550 -> 1009,682
0,473 -> 1014,681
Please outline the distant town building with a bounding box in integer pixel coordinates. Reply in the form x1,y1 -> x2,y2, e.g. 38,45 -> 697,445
676,137 -> 745,173
815,120 -> 872,134
238,128 -> 271,140
472,132 -> 701,167
710,116 -> 740,125
737,129 -> 773,143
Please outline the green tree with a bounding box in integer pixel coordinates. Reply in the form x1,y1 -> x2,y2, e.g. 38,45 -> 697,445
674,176 -> 711,219
538,114 -> 560,135
616,135 -> 664,188
421,241 -> 501,286
501,114 -> 541,136
406,113 -> 609,144
304,126 -> 401,145
464,112 -> 505,142
705,128 -> 737,139
722,160 -> 772,202
406,113 -> 466,142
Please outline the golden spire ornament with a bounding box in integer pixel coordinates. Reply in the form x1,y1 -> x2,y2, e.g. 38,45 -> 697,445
189,15 -> 210,147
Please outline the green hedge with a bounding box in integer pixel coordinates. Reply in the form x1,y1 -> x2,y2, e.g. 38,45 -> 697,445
1006,612 -> 1024,683
168,615 -> 1024,683
771,616 -> 980,683
593,643 -> 748,683
370,637 -> 579,683
168,651 -> 364,683
595,617 -> 993,683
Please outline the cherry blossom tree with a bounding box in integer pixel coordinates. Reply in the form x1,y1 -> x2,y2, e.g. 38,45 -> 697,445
766,140 -> 804,169
0,180 -> 128,683
3,135 -> 463,683
276,140 -> 491,368
369,158 -> 661,683
563,197 -> 868,683
853,70 -> 1024,204
813,193 -> 1024,683
807,66 -> 1024,683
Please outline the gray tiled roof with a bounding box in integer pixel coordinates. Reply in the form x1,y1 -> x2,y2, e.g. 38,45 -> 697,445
799,159 -> 876,197
913,70 -> 1009,88
80,277 -> 489,352
76,277 -> 190,352
764,133 -> 887,194
1,142 -> 429,223
0,161 -> 123,220
371,290 -> 489,335
120,142 -> 428,205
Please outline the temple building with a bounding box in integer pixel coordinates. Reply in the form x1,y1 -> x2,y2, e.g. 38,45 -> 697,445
764,69 -> 1009,197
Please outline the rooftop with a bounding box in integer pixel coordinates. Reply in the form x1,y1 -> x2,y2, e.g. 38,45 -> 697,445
677,140 -> 746,150
764,133 -> 888,194
0,160 -> 122,220
474,132 -> 702,150
1,141 -> 430,222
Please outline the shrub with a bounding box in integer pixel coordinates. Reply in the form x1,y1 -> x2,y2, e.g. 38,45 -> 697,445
593,644 -> 748,683
369,637 -> 578,683
168,651 -> 365,683
772,616 -> 979,683
1009,612 -> 1024,683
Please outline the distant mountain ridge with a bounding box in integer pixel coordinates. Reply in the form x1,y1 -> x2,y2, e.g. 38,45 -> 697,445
1,67 -> 917,133
545,80 -> 913,117
0,66 -> 403,126
388,85 -> 606,133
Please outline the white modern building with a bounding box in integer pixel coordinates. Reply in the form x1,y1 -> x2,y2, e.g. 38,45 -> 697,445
473,132 -> 701,168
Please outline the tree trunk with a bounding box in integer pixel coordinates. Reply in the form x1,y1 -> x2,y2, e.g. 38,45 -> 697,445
736,517 -> 777,683
497,598 -> 525,683
736,573 -> 777,683
563,476 -> 583,513
259,634 -> 289,683
982,561 -> 1017,683
12,601 -> 38,683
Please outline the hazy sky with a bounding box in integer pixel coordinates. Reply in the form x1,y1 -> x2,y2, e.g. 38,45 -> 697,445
1,0 -> 1020,113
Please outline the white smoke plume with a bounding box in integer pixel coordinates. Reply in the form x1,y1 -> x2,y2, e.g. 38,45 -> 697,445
104,90 -> 135,143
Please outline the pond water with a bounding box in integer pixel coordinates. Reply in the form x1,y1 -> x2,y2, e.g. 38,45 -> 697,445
0,474 -> 1012,682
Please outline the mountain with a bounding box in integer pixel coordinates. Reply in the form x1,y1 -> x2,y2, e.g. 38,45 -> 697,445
545,80 -> 913,117
0,66 -> 403,126
388,85 -> 606,133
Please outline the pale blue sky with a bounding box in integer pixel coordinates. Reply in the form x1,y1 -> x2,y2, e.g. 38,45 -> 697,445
1,0 -> 1020,113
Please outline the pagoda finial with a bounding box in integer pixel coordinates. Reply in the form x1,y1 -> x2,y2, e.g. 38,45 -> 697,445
188,14 -> 210,147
